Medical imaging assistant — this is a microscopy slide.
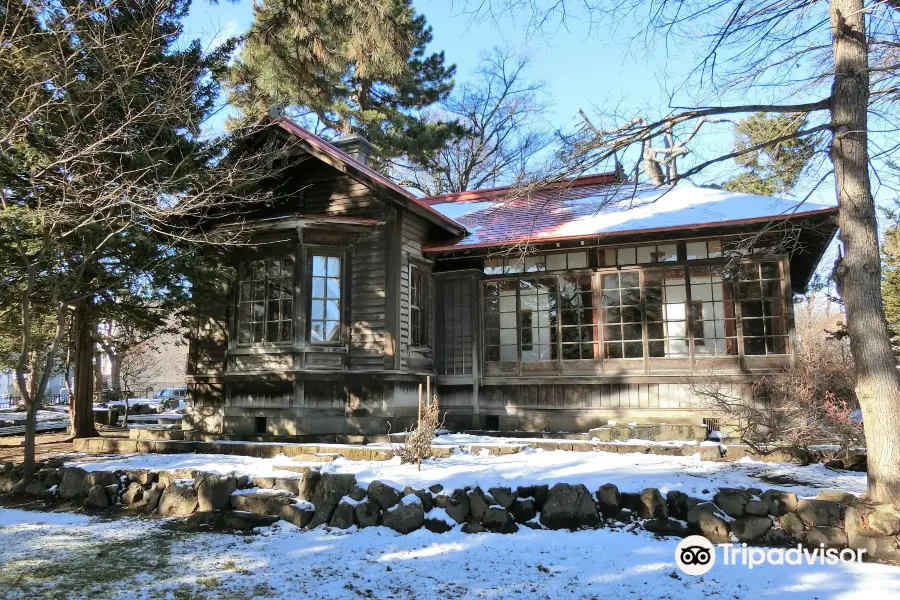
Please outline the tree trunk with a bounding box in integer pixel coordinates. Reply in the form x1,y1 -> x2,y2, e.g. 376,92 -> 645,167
829,0 -> 900,504
72,297 -> 99,438
21,391 -> 39,480
94,348 -> 104,398
109,351 -> 121,398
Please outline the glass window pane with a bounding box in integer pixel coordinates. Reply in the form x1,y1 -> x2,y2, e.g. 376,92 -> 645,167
252,261 -> 265,280
620,271 -> 639,289
623,323 -> 642,340
744,337 -> 766,355
623,342 -> 643,358
761,262 -> 780,279
326,321 -> 341,341
602,249 -> 617,267
744,319 -> 766,337
327,256 -> 341,276
657,244 -> 678,262
617,247 -> 636,265
524,256 -> 545,272
311,300 -> 325,320
546,253 -> 567,271
312,278 -> 324,298
313,256 -> 327,276
568,252 -> 588,269
326,300 -> 340,320
686,241 -> 707,260
637,246 -> 655,264
707,240 -> 722,258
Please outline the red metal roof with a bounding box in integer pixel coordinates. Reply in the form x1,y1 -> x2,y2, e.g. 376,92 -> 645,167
421,178 -> 839,252
273,118 -> 465,235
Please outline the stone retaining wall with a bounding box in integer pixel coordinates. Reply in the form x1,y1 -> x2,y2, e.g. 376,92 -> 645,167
0,460 -> 896,563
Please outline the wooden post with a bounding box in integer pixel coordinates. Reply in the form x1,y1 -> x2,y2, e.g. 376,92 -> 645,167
417,382 -> 423,472
425,375 -> 431,409
417,383 -> 423,427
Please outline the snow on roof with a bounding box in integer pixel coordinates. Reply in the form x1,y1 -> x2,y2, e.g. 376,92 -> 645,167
422,180 -> 837,251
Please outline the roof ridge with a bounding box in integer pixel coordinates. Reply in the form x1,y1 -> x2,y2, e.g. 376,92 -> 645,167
420,172 -> 622,205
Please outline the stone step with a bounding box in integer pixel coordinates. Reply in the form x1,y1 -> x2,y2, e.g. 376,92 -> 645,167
588,424 -> 708,442
290,453 -> 338,463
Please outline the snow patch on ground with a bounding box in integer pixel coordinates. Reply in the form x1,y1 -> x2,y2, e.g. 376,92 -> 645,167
67,445 -> 868,500
0,409 -> 68,423
0,507 -> 897,599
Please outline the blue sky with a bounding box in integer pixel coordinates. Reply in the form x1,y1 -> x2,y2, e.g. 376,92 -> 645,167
180,0 -> 876,209
183,1 -> 708,137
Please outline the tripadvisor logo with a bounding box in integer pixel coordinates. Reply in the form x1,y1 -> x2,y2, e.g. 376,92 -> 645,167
676,536 -> 716,575
675,535 -> 867,575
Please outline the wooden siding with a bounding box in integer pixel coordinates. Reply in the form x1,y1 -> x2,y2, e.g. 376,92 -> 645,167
434,275 -> 477,376
228,381 -> 293,409
349,225 -> 387,370
295,161 -> 384,217
480,383 -> 695,409
399,212 -> 432,369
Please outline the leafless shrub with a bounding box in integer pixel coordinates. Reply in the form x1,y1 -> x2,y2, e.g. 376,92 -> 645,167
691,307 -> 862,458
392,395 -> 445,468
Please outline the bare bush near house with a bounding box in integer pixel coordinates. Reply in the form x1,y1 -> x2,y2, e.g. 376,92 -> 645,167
692,307 -> 862,457
392,396 -> 445,467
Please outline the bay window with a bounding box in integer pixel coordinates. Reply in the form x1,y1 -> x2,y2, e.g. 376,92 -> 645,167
237,256 -> 294,345
310,254 -> 342,343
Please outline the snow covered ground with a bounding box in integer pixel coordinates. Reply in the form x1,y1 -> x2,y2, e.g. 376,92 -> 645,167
66,444 -> 868,500
0,407 -> 68,424
0,507 -> 897,599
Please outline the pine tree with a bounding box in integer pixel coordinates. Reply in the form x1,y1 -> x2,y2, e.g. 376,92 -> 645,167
0,0 -> 282,477
229,0 -> 459,165
723,112 -> 818,196
882,178 -> 900,337
882,223 -> 900,336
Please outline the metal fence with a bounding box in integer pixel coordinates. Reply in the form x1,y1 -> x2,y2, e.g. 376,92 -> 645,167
0,392 -> 69,411
0,382 -> 185,410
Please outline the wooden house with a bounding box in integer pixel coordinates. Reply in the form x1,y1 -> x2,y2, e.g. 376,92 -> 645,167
185,118 -> 838,437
